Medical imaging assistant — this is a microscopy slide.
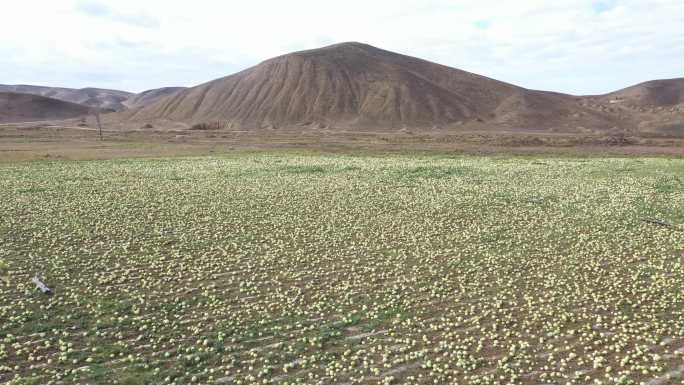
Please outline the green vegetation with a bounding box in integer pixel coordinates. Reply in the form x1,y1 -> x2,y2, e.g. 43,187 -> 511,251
0,154 -> 682,385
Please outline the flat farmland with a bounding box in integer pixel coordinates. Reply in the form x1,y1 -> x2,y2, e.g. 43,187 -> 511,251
0,154 -> 683,385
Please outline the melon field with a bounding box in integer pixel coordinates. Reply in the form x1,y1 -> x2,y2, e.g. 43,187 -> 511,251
0,154 -> 683,385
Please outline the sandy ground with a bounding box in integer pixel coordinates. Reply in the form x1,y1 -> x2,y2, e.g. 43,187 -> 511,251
1,122 -> 683,162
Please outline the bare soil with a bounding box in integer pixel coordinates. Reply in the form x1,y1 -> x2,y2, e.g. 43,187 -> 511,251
1,121 -> 682,162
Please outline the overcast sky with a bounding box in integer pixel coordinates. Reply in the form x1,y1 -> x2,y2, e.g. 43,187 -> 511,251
1,0 -> 683,94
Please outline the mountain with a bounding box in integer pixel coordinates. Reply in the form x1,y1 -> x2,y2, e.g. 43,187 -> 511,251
0,84 -> 188,112
0,84 -> 133,111
599,78 -> 684,107
0,92 -> 90,123
3,43 -> 681,134
580,78 -> 684,137
123,42 -> 616,130
123,87 -> 186,109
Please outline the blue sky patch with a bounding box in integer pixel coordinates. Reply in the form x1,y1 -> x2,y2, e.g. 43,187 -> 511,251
593,0 -> 617,14
475,20 -> 491,29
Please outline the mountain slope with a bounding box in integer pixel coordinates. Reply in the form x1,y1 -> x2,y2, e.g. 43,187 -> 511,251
581,78 -> 684,137
600,78 -> 684,107
123,87 -> 186,109
0,84 -> 133,111
0,92 -> 90,123
124,42 -> 616,130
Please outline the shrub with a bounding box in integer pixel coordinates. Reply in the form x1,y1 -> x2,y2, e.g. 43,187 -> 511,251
190,121 -> 227,130
605,133 -> 636,146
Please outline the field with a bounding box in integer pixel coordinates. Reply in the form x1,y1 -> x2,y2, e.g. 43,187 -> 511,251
1,154 -> 683,385
2,124 -> 684,163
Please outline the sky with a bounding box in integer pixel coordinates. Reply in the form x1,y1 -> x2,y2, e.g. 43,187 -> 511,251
1,0 -> 683,95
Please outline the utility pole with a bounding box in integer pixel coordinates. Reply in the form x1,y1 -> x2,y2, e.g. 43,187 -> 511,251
95,109 -> 103,141
90,107 -> 103,140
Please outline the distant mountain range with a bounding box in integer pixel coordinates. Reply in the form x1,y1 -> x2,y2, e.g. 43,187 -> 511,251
0,92 -> 90,123
0,84 -> 133,112
0,84 -> 186,123
1,42 -> 683,136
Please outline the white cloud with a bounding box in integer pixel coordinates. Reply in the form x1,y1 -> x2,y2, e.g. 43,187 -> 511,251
0,0 -> 682,94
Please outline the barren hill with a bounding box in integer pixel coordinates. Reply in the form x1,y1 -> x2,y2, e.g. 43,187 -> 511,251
0,92 -> 90,123
123,87 -> 186,109
0,84 -> 133,111
580,78 -> 684,137
124,42 -> 616,130
5,42 -> 679,134
599,78 -> 684,107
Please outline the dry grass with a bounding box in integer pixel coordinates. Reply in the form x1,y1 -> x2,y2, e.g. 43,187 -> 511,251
1,124 -> 683,163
